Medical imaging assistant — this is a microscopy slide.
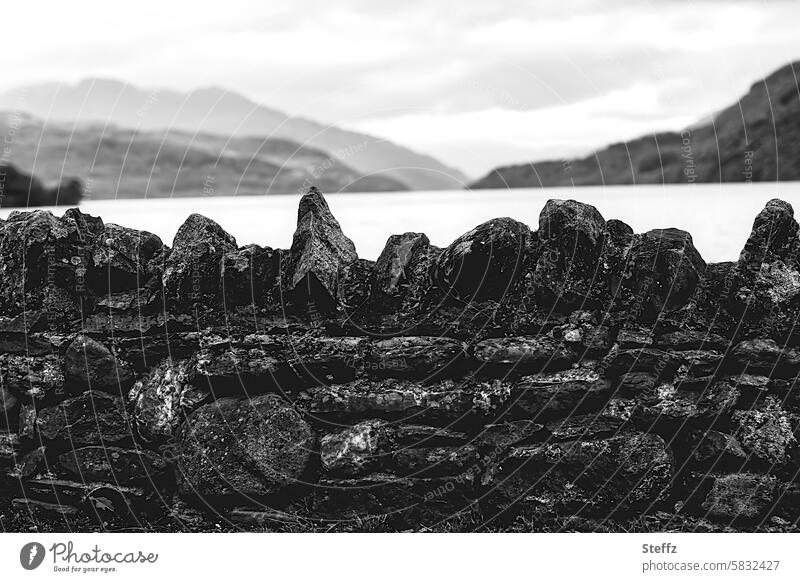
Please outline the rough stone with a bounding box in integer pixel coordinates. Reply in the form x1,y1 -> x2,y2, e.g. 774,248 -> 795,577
533,199 -> 607,305
701,473 -> 778,521
162,213 -> 237,306
372,232 -> 431,310
320,420 -> 389,476
0,354 -> 64,401
90,223 -> 165,293
434,217 -> 529,301
36,391 -> 132,445
176,394 -> 314,499
732,397 -> 796,465
369,336 -> 466,380
488,432 -> 673,518
64,334 -> 134,394
130,358 -> 208,443
473,336 -> 576,374
285,187 -> 357,309
221,244 -> 279,307
58,446 -> 167,483
619,228 -> 706,320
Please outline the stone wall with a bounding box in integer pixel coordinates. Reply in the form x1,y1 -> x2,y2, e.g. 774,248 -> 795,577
1,188 -> 799,532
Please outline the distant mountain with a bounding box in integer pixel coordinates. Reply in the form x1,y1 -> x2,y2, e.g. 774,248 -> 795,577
470,61 -> 800,189
0,79 -> 467,191
0,114 -> 406,200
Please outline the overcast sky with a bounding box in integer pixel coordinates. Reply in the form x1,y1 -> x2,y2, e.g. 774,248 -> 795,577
3,0 -> 800,176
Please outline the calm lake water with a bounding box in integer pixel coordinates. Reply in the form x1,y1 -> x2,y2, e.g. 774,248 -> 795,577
3,182 -> 800,263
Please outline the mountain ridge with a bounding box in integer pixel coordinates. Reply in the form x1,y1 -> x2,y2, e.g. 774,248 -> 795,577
0,78 -> 467,191
0,113 -> 407,200
470,61 -> 800,189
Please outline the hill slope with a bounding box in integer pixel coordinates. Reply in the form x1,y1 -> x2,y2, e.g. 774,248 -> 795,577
0,114 -> 406,199
0,79 -> 467,191
470,62 -> 800,189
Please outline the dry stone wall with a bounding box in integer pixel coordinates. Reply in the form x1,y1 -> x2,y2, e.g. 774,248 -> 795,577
1,188 -> 800,532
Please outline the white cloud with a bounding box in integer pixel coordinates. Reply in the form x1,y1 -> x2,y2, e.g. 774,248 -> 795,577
1,0 -> 799,174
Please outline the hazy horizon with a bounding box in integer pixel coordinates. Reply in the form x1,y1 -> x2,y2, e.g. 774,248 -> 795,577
2,0 -> 800,176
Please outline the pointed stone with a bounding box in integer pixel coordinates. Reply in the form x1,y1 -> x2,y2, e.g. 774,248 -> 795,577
162,213 -> 237,307
372,232 -> 430,310
286,187 -> 357,308
739,199 -> 798,269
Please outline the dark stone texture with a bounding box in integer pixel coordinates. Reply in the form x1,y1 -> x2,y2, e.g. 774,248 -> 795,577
473,336 -> 576,374
701,473 -> 778,522
64,334 -> 134,394
0,354 -> 64,401
221,244 -> 280,307
162,213 -> 237,307
176,394 -> 314,499
619,228 -> 706,320
487,432 -> 673,519
434,217 -> 529,301
36,391 -> 131,446
130,359 -> 208,444
90,223 -> 165,293
372,232 -> 431,310
285,187 -> 357,310
533,199 -> 607,305
320,420 -> 389,477
58,446 -> 167,483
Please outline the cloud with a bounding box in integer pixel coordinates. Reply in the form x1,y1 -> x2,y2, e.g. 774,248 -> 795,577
1,0 -> 799,174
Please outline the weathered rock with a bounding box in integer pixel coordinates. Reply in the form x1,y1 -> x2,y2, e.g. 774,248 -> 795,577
339,258 -> 375,311
0,209 -> 102,314
11,498 -> 79,519
488,432 -> 673,518
6,445 -> 45,478
393,445 -> 479,478
732,396 -> 796,465
18,403 -> 36,439
511,377 -> 613,421
701,473 -> 778,521
546,413 -> 626,442
176,394 -> 314,499
0,384 -> 18,428
162,213 -> 237,306
130,359 -> 208,443
221,244 -> 279,307
552,311 -> 613,355
738,199 -> 798,270
602,348 -> 680,379
90,223 -> 165,293
434,217 -> 529,301
369,336 -> 466,380
633,381 -> 739,432
616,327 -> 654,349
285,187 -> 357,309
372,232 -> 431,310
619,228 -> 706,320
729,338 -> 800,377
64,334 -> 134,394
656,330 -> 729,352
687,430 -> 748,470
297,377 -> 511,426
58,446 -> 167,483
36,391 -> 131,445
533,199 -> 607,305
320,420 -> 389,476
473,336 -> 576,374
0,354 -> 64,401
